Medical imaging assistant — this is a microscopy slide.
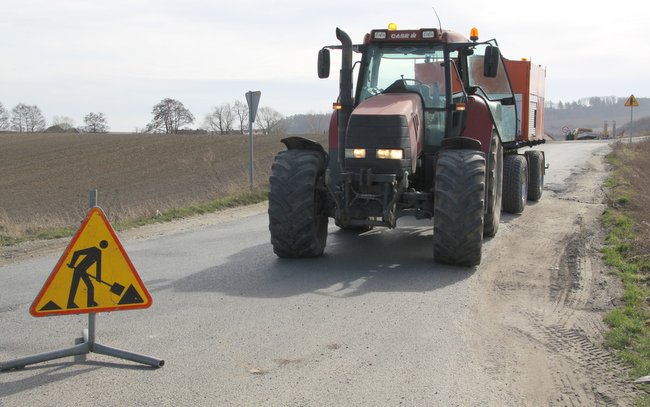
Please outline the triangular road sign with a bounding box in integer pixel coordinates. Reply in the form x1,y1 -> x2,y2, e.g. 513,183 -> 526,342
30,207 -> 152,317
625,94 -> 639,107
245,91 -> 261,122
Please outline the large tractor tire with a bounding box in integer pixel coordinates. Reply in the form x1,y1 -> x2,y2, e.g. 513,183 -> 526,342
268,149 -> 328,258
483,132 -> 503,238
526,150 -> 544,201
433,149 -> 486,266
502,154 -> 528,214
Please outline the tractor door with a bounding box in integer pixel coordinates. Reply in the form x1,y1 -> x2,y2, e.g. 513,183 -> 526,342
465,42 -> 517,143
411,50 -> 466,149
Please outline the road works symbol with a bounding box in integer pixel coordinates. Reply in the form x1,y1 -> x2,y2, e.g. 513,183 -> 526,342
30,207 -> 152,317
625,94 -> 639,107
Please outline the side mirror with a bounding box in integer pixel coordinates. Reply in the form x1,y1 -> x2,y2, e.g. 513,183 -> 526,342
484,45 -> 500,78
317,49 -> 331,79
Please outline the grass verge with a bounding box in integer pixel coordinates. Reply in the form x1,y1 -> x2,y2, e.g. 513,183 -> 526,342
0,190 -> 268,246
601,140 -> 650,399
601,208 -> 650,377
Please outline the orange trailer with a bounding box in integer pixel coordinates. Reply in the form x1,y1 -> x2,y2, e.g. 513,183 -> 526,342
504,59 -> 546,141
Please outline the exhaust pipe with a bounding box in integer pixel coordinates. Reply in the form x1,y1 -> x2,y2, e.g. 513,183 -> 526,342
336,27 -> 353,172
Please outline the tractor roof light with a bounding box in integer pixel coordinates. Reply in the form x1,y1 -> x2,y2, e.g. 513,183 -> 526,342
388,22 -> 397,31
470,27 -> 479,42
422,30 -> 437,39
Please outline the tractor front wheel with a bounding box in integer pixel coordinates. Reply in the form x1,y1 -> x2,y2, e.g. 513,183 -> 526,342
268,150 -> 328,258
433,149 -> 486,266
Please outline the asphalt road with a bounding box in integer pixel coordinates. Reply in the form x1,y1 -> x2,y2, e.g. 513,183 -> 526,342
0,139 -> 615,406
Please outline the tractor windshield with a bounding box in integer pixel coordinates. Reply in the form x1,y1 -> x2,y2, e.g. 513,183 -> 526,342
358,44 -> 464,146
358,45 -> 449,109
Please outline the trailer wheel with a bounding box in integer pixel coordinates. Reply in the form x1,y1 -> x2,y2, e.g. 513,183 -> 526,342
483,132 -> 503,237
526,150 -> 544,201
433,149 -> 486,266
268,150 -> 328,258
502,154 -> 528,214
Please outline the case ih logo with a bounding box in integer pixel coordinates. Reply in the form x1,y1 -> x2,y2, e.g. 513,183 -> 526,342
390,32 -> 418,39
371,30 -> 437,42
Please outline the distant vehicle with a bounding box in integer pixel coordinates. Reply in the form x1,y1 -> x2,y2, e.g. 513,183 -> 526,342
268,24 -> 546,266
565,128 -> 597,140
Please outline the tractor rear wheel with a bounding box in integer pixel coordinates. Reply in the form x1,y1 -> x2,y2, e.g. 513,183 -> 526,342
483,132 -> 503,237
268,150 -> 328,258
526,150 -> 544,201
433,149 -> 486,266
502,154 -> 528,214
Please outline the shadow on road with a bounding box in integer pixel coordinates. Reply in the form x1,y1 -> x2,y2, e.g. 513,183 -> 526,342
171,225 -> 474,299
0,363 -> 100,397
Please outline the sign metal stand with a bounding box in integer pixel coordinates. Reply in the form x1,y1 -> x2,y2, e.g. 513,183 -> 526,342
625,94 -> 639,143
1,190 -> 163,371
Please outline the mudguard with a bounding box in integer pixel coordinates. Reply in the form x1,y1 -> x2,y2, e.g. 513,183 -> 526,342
281,136 -> 327,157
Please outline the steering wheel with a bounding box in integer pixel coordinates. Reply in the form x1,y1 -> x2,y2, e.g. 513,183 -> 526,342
401,78 -> 425,87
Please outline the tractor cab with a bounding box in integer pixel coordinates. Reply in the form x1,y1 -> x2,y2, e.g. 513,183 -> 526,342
319,26 -> 519,156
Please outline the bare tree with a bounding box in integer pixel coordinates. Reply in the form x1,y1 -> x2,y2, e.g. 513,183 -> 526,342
255,106 -> 285,135
11,103 -> 46,132
0,102 -> 8,130
147,98 -> 194,134
10,103 -> 28,132
84,112 -> 109,133
203,103 -> 235,135
232,100 -> 248,135
52,115 -> 76,132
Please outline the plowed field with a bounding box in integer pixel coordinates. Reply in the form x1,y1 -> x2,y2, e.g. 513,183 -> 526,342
0,132 -> 326,238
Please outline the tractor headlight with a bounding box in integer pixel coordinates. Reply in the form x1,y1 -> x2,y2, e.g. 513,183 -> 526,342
376,149 -> 403,160
345,148 -> 366,159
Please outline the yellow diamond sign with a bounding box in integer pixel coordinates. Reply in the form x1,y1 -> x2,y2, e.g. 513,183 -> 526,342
30,207 -> 152,317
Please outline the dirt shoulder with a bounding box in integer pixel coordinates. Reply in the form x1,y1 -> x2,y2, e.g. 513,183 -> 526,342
0,202 -> 268,267
467,151 -> 636,405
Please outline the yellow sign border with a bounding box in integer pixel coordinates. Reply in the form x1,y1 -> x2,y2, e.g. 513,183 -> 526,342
30,207 -> 152,317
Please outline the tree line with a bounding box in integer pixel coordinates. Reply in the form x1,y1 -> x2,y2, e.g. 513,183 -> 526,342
0,97 -> 289,135
0,102 -> 109,133
144,98 -> 287,135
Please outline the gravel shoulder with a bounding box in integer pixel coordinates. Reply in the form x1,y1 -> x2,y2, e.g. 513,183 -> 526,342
465,149 -> 636,405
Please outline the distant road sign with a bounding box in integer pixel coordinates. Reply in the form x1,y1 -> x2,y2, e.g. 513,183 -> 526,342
625,94 -> 639,107
30,207 -> 152,317
562,126 -> 570,134
245,91 -> 261,122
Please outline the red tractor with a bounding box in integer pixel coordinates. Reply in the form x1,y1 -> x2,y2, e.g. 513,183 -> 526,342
268,25 -> 546,266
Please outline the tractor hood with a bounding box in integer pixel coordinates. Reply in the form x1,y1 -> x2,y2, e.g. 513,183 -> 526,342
345,93 -> 424,174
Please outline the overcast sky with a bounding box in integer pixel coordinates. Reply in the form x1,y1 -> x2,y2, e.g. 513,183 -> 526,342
0,0 -> 647,131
